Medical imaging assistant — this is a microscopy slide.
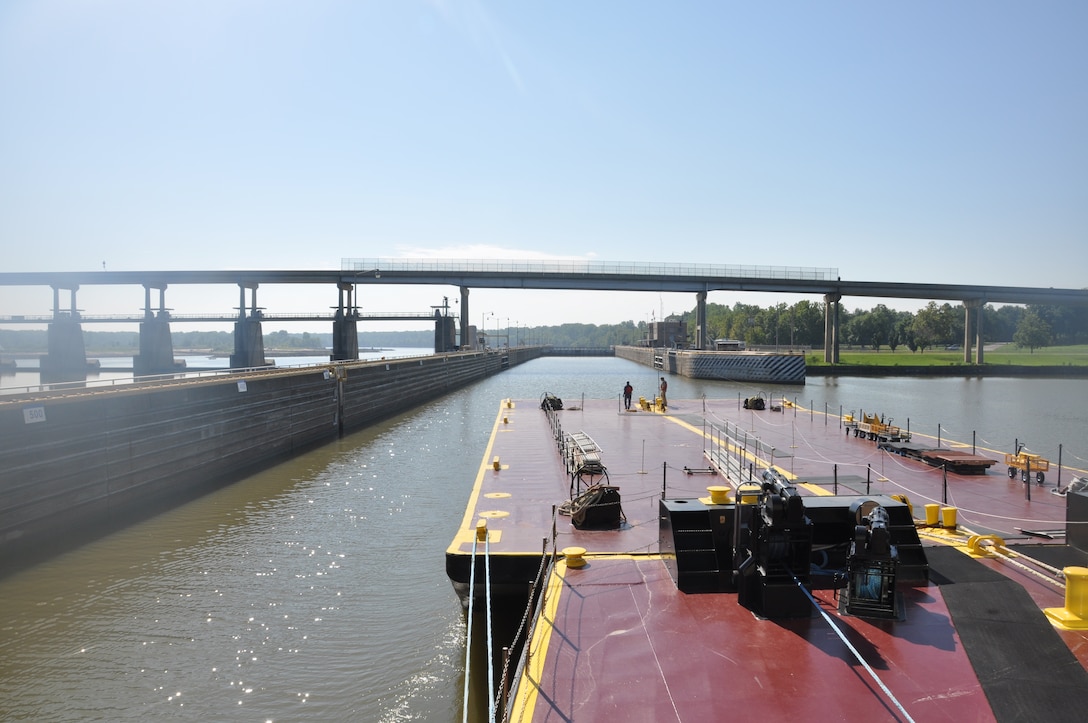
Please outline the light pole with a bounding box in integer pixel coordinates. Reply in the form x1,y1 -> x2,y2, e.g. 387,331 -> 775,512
481,311 -> 493,349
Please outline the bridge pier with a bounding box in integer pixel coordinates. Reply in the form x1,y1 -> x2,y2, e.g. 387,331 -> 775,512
431,296 -> 457,352
695,291 -> 707,350
963,299 -> 985,364
230,283 -> 270,369
434,311 -> 457,352
331,282 -> 359,361
41,285 -> 87,383
459,286 -> 470,349
135,284 -> 178,376
823,293 -> 841,363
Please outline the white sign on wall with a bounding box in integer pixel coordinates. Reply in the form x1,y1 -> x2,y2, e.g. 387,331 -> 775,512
23,406 -> 47,424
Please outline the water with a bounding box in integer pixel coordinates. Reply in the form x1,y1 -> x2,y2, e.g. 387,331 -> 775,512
1,356 -> 1085,721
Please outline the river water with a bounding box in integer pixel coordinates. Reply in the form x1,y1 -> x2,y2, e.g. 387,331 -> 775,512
1,355 -> 1085,721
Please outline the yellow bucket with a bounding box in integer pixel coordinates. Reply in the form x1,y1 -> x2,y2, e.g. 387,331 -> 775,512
941,506 -> 958,529
739,485 -> 761,505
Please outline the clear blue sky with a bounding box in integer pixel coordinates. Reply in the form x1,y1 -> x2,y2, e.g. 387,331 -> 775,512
2,1 -> 1085,331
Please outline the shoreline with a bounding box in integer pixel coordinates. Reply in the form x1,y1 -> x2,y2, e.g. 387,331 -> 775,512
806,364 -> 1088,378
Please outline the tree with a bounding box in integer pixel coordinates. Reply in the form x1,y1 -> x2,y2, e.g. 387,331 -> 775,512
1013,309 -> 1052,353
845,304 -> 897,351
988,305 -> 1023,342
911,302 -> 940,352
910,301 -> 957,352
790,300 -> 824,347
869,305 -> 896,351
887,310 -> 913,352
1031,303 -> 1088,345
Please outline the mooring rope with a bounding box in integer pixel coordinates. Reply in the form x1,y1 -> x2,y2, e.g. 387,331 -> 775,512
792,572 -> 916,723
485,533 -> 496,723
462,539 -> 478,723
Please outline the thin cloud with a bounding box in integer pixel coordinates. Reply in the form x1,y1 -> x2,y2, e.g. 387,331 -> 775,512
430,0 -> 526,95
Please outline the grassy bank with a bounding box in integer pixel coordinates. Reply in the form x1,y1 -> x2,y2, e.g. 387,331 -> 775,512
806,343 -> 1088,368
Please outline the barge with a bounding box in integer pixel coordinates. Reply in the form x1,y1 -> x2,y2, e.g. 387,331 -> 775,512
447,394 -> 1088,721
879,440 -> 999,475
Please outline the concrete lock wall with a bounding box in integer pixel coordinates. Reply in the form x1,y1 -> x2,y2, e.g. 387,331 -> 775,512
0,348 -> 541,555
615,345 -> 806,384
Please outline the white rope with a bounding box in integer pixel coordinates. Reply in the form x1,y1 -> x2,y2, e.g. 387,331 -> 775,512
793,573 -> 916,723
462,540 -> 477,723
485,533 -> 496,723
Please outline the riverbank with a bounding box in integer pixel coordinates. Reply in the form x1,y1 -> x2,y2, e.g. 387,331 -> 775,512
807,364 -> 1088,378
805,343 -> 1088,377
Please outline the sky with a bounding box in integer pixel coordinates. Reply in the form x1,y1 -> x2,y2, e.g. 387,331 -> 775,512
1,1 -> 1086,334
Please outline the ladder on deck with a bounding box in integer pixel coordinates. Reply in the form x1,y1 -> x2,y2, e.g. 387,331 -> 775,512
565,431 -> 607,496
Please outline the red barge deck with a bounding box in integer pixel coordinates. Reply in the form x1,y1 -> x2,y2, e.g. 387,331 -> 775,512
446,395 -> 1088,722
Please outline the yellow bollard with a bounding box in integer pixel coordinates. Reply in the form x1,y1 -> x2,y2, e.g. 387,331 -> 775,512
966,534 -> 1005,555
492,456 -> 501,471
476,519 -> 488,542
941,506 -> 958,529
562,546 -> 587,569
1045,567 -> 1088,629
925,503 -> 940,526
707,486 -> 731,505
1069,567 -> 1088,617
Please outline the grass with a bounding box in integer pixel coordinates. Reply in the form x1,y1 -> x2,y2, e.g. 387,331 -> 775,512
806,344 -> 1088,367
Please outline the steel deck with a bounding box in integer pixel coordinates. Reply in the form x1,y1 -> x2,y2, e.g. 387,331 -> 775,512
447,397 -> 1088,722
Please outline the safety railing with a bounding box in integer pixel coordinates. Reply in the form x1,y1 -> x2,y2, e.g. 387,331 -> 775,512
343,257 -> 839,281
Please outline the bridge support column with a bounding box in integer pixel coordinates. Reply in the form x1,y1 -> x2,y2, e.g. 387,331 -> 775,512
695,291 -> 707,350
42,285 -> 87,383
434,311 -> 457,353
823,293 -> 841,363
331,282 -> 359,361
230,283 -> 270,369
459,286 -> 470,350
963,299 -> 985,365
136,284 -> 177,377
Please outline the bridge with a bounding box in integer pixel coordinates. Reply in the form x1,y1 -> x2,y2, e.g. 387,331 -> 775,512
0,312 -> 436,324
2,259 -> 1087,379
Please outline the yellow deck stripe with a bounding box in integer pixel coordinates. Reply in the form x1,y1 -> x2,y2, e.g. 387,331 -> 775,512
445,403 -> 505,555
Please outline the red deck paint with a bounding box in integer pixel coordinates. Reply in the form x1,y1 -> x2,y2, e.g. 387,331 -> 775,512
448,398 -> 1088,721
